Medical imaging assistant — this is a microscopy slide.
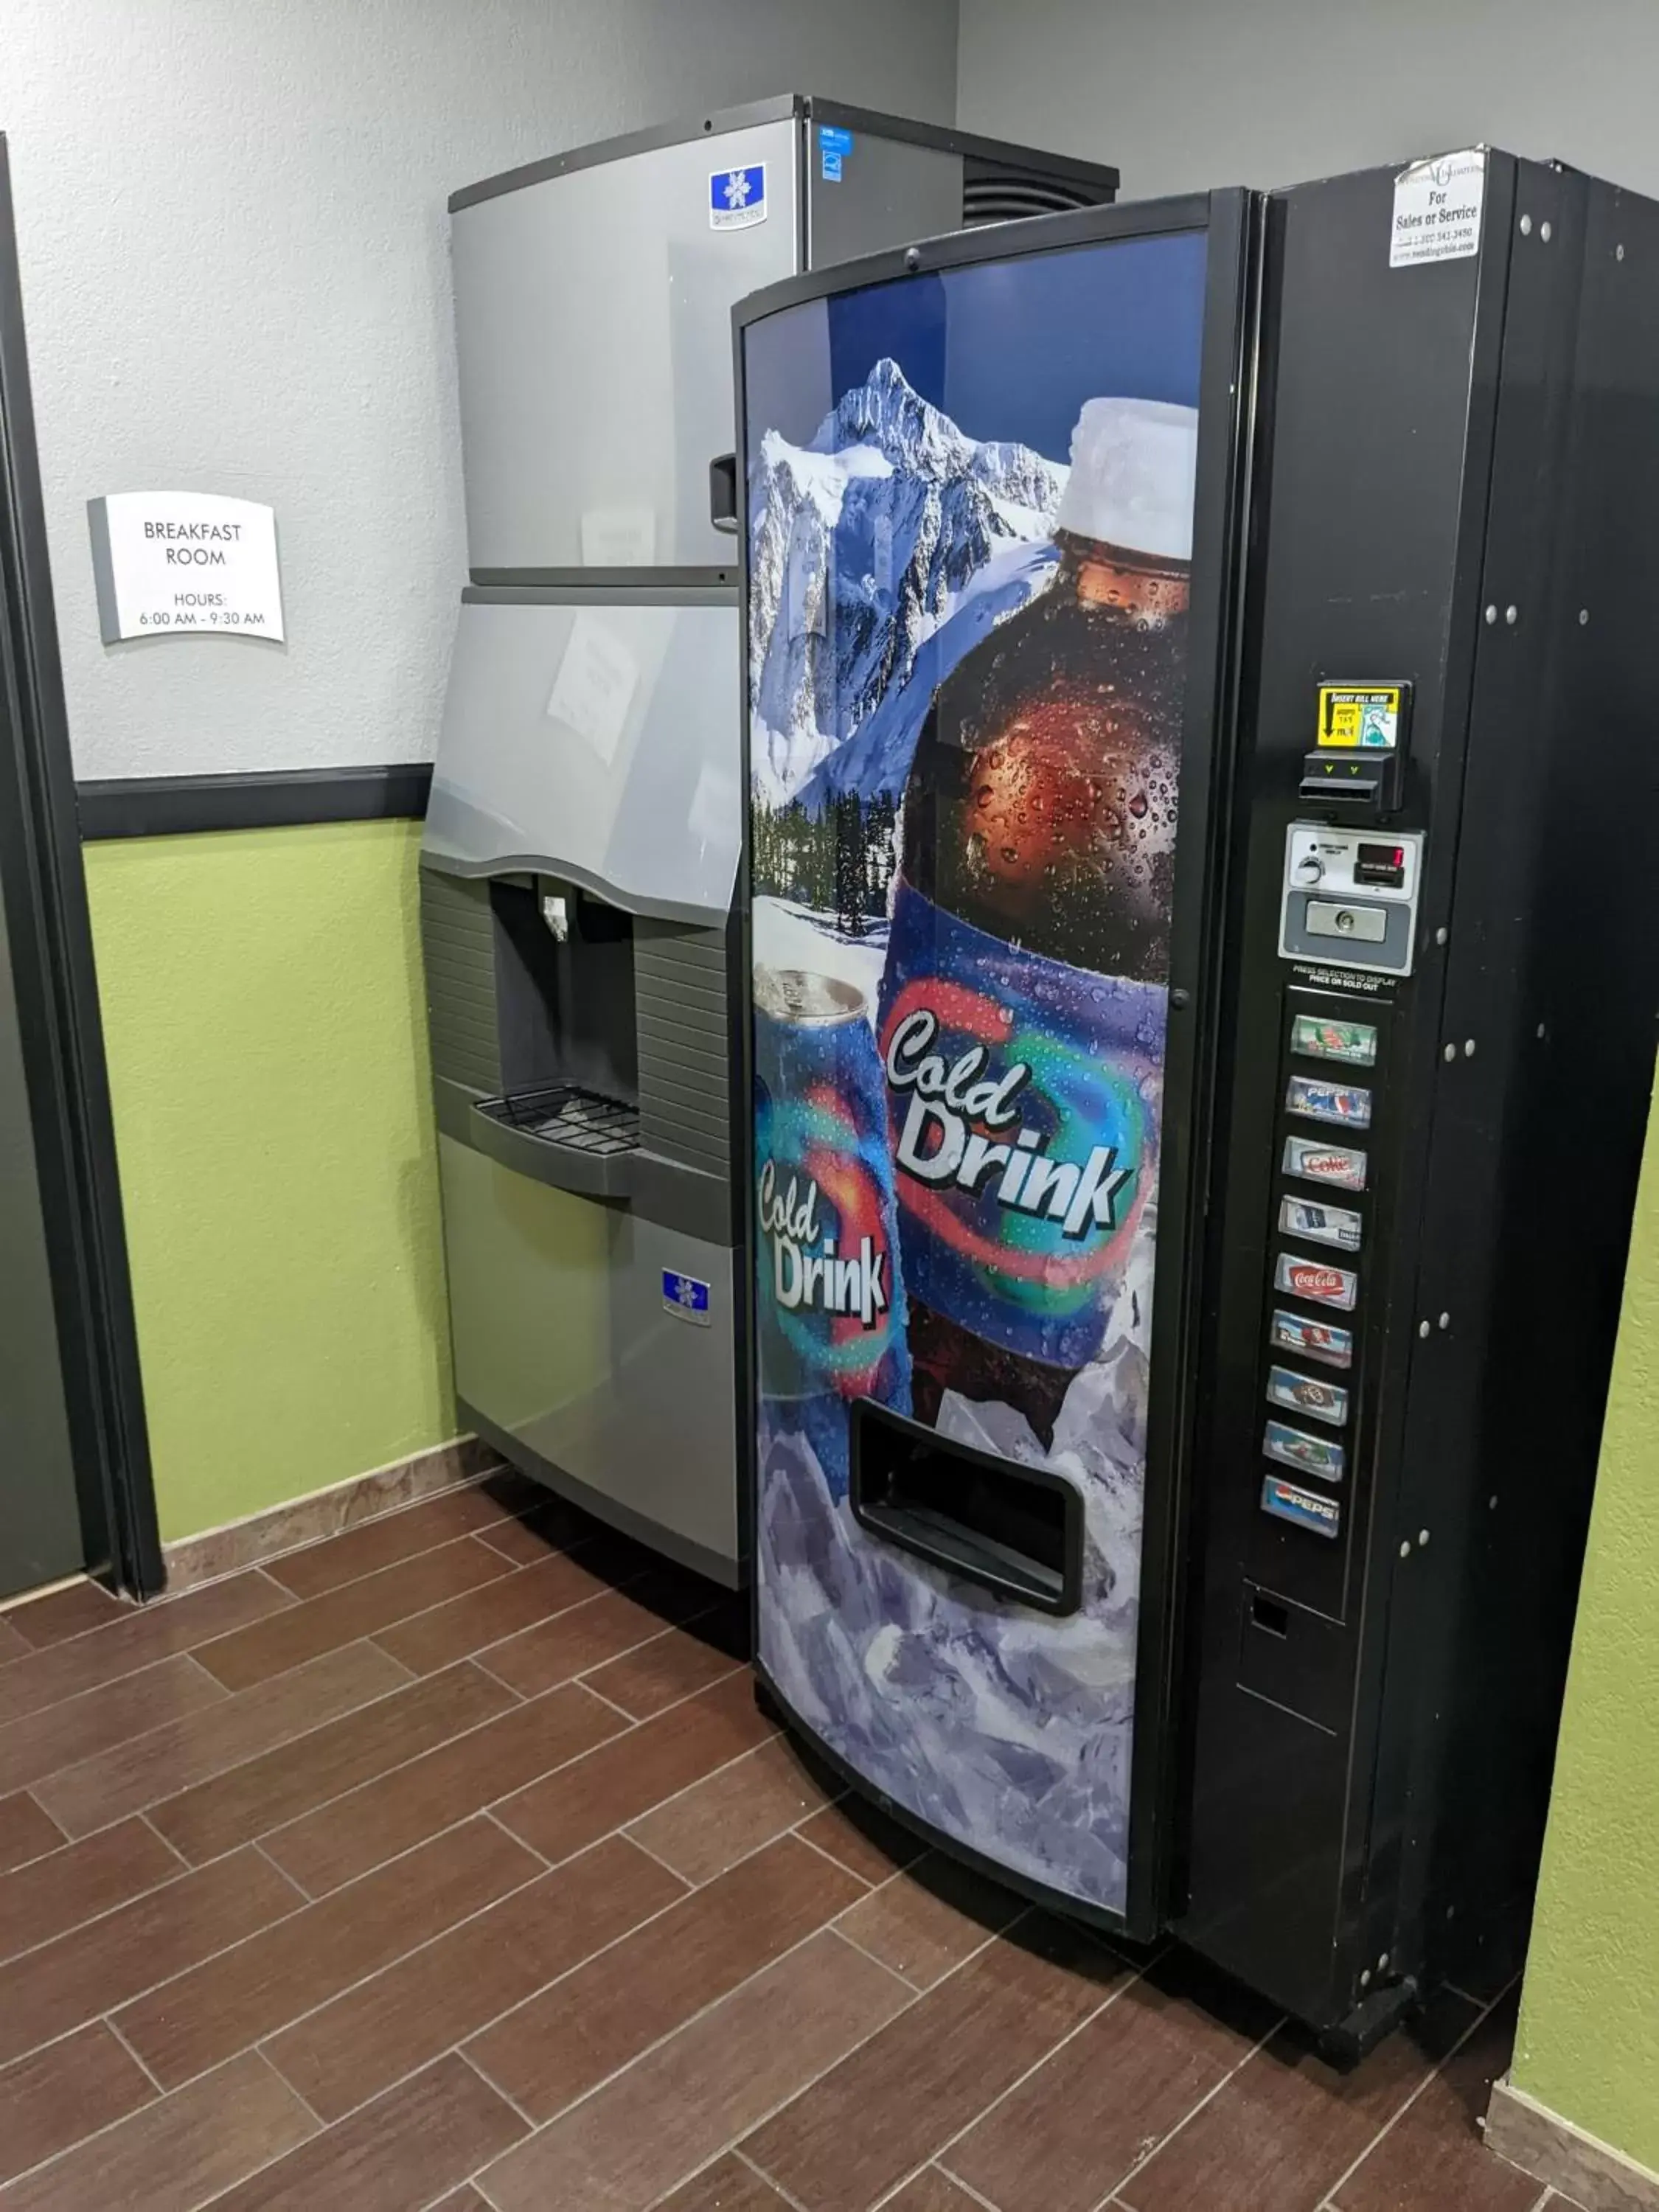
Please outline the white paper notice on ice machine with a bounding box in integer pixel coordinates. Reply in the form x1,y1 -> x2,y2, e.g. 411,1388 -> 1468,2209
546,611 -> 639,767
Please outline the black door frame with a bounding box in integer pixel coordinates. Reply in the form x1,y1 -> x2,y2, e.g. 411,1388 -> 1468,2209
0,134 -> 163,1599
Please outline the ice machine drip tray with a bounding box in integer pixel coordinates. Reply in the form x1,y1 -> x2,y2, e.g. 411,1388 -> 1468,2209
851,1402 -> 1083,1617
469,1082 -> 639,1201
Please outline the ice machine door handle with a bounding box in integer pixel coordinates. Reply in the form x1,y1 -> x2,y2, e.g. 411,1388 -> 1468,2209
709,453 -> 739,536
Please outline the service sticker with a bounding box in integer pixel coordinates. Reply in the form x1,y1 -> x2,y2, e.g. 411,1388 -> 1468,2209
1265,1419 -> 1346,1482
1279,1196 -> 1363,1252
1286,1074 -> 1373,1129
1275,1253 -> 1359,1310
1267,1365 -> 1349,1426
1283,1135 -> 1368,1192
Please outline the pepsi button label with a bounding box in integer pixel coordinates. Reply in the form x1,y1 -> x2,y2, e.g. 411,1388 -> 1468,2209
1261,1475 -> 1342,1538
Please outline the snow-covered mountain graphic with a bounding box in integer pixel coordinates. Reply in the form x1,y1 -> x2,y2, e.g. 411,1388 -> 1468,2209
749,358 -> 1067,809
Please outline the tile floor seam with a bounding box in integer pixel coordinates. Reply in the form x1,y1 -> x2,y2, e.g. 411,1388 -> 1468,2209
0,1839 -> 311,2041
123,1834 -> 555,2095
138,1807 -> 193,1871
102,2010 -> 170,2097
187,2048 -> 338,2212
783,1814 -> 874,1888
26,1638 -> 427,1832
454,2045 -> 540,2134
880,1953 -> 1147,2208
1314,1983 -> 1501,2212
1105,2007 -> 1290,2212
480,1801 -> 558,1870
578,1677 -> 649,1724
546,1924 -> 933,2212
227,1670 -> 621,1888
1,1789 -> 69,1867
465,1586 -> 716,1699
571,1607 -> 738,1705
0,1577 -> 302,1731
454,1861 -> 887,2126
249,1838 -> 694,2121
622,1825 -> 703,1888
926,2163 -> 1006,2212
0,1826 -> 217,1969
260,1498 -> 524,1602
734,2143 -> 819,2212
189,1539 -> 522,1686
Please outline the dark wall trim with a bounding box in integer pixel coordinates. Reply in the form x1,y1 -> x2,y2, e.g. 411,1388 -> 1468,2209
0,138 -> 164,1598
77,762 -> 434,840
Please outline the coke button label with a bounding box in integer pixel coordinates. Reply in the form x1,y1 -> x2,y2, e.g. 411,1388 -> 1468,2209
1274,1253 -> 1359,1310
1282,1135 -> 1368,1192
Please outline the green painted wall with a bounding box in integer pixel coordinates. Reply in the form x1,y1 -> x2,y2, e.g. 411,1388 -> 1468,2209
84,821 -> 456,1544
1512,1077 -> 1659,2171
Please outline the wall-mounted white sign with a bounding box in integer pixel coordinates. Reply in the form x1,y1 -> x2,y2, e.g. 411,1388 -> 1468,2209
88,491 -> 285,642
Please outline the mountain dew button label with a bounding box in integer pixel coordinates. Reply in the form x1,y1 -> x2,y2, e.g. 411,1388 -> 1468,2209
1264,1419 -> 1346,1481
1291,1013 -> 1377,1066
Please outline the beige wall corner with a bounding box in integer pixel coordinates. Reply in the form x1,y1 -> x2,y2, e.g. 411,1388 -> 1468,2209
1486,2075 -> 1659,2212
161,1434 -> 504,1591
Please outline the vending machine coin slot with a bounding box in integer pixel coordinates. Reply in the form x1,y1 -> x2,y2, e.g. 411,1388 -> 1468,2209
1279,826 -> 1425,976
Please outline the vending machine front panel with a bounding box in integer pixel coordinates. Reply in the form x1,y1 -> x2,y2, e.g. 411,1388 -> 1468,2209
738,199 -> 1249,1932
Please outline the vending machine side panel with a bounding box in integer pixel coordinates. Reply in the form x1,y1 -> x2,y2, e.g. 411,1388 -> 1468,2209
1179,157 -> 1517,2034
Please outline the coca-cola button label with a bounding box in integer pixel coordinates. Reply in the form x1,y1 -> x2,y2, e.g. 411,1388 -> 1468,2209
1274,1253 -> 1358,1310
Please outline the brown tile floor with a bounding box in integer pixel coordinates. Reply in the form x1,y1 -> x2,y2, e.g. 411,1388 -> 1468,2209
0,1472 -> 1581,2212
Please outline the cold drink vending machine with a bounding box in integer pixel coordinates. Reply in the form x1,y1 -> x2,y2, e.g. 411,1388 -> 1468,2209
738,154 -> 1659,2043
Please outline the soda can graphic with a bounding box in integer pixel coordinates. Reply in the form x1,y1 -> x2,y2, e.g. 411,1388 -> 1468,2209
754,967 -> 909,1495
1290,1013 -> 1377,1067
1278,1196 -> 1363,1252
1264,1419 -> 1346,1483
1282,1135 -> 1368,1192
1266,1364 -> 1349,1425
1274,1253 -> 1359,1310
1270,1307 -> 1354,1368
876,880 -> 1162,1377
1285,1074 -> 1372,1129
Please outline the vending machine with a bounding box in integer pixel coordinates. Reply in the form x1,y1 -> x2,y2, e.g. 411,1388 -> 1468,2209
739,153 -> 1659,2043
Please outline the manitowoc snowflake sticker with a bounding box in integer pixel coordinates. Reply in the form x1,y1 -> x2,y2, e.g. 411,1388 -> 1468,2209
709,161 -> 767,231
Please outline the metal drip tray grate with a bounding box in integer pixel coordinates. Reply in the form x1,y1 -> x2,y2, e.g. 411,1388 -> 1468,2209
476,1084 -> 640,1156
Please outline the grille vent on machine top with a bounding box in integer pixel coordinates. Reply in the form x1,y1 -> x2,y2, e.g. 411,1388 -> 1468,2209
961,158 -> 1113,227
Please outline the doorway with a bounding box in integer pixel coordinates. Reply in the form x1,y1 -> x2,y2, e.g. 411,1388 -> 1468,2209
0,133 -> 161,1602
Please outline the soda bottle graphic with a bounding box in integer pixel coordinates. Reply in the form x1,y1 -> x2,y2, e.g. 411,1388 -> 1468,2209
877,397 -> 1197,1444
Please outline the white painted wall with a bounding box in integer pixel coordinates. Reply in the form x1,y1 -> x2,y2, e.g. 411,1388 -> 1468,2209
6,0 -> 958,779
959,0 -> 1659,204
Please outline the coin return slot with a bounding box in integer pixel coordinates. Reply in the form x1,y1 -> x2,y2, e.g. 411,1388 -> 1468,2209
851,1401 -> 1082,1617
1251,1591 -> 1291,1638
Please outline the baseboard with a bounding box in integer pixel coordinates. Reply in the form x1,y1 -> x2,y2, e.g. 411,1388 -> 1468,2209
1486,2075 -> 1659,2212
160,1435 -> 505,1591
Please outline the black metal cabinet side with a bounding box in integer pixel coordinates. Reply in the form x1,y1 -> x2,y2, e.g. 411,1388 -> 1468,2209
1382,163 -> 1659,2005
1177,159 -> 1514,2030
0,139 -> 161,1596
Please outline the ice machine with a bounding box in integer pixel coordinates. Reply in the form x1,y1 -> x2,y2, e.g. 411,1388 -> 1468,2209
424,100 -> 1119,1584
740,153 -> 1659,2039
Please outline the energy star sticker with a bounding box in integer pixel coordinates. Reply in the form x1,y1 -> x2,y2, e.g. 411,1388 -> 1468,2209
723,170 -> 753,209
